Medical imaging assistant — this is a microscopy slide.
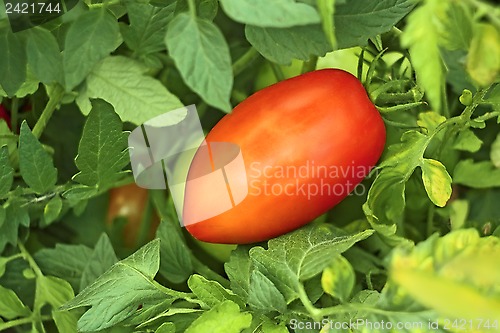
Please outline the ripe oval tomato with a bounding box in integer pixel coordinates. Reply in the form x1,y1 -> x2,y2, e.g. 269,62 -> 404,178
107,184 -> 159,248
184,69 -> 386,244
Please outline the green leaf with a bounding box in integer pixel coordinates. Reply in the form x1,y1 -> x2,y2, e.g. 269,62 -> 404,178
401,1 -> 447,112
247,270 -> 287,313
42,195 -> 63,226
379,130 -> 428,175
453,128 -> 483,152
245,25 -> 331,65
73,100 -> 129,189
173,0 -> 218,20
188,275 -> 243,309
416,111 -> 446,133
394,269 -> 500,322
224,246 -> 252,301
0,69 -> 40,99
0,285 -> 31,319
335,0 -> 415,49
0,204 -> 29,252
261,321 -> 290,333
156,322 -> 176,333
366,170 -> 406,224
61,240 -> 167,332
321,255 -> 355,302
440,2 -> 473,50
467,23 -> 500,87
449,200 -> 468,230
78,56 -> 183,125
62,185 -> 99,202
0,24 -> 27,96
35,243 -> 94,292
34,276 -> 77,331
63,9 -> 121,91
250,225 -> 373,302
0,146 -> 13,198
157,220 -> 193,284
0,206 -> 5,230
491,133 -> 500,168
421,159 -> 452,207
80,233 -> 118,290
219,0 -> 319,28
0,121 -> 15,154
317,0 -> 336,49
122,3 -> 174,56
27,27 -> 63,85
165,13 -> 232,112
184,301 -> 252,333
390,229 -> 500,322
18,122 -> 57,194
454,159 -> 500,188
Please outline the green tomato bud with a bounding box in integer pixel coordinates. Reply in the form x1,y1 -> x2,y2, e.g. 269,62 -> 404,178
459,89 -> 473,106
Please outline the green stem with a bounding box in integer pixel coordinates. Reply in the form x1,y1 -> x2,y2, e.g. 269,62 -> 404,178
136,192 -> 155,248
465,0 -> 500,28
152,280 -> 203,306
315,303 -> 434,318
441,81 -> 450,118
369,79 -> 412,101
301,56 -> 318,74
270,62 -> 285,82
87,0 -> 120,8
232,47 -> 260,76
187,0 -> 197,18
0,134 -> 18,140
18,240 -> 44,278
231,90 -> 248,103
192,257 -> 230,288
426,205 -> 435,237
357,48 -> 365,81
150,190 -> 231,288
298,283 -> 322,321
157,53 -> 176,67
32,85 -> 64,139
11,97 -> 19,132
375,88 -> 423,105
0,315 -> 52,331
382,118 -> 422,130
377,101 -> 426,114
364,48 -> 387,88
473,111 -> 500,122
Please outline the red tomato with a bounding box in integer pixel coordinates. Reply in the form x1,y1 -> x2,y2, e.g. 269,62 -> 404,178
184,69 -> 386,244
107,184 -> 159,248
0,104 -> 10,128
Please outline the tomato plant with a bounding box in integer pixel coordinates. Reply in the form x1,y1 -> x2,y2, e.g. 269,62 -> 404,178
0,0 -> 499,332
185,69 -> 386,244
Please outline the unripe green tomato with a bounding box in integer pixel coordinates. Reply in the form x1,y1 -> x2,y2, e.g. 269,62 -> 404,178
317,47 -> 365,75
192,236 -> 237,262
255,47 -> 368,92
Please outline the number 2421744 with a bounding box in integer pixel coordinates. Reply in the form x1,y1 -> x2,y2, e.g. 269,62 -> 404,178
5,2 -> 61,14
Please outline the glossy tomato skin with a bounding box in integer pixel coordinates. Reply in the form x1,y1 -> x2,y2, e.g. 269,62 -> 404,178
185,69 -> 386,244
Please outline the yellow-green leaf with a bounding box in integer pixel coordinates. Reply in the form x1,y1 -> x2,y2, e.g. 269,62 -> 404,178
421,159 -> 452,207
321,255 -> 355,302
467,23 -> 500,87
391,269 -> 500,322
